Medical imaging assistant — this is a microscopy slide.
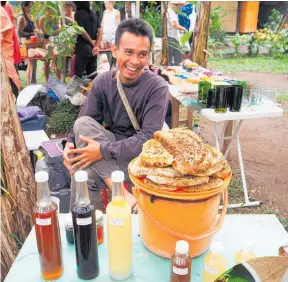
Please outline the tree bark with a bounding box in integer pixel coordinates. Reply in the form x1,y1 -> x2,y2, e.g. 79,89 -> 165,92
191,1 -> 211,67
126,1 -> 132,18
0,51 -> 36,280
161,1 -> 168,66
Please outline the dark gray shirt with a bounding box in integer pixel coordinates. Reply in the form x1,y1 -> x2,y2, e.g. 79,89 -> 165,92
68,69 -> 169,164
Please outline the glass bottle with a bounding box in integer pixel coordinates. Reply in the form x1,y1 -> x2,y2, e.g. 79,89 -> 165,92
198,81 -> 211,104
96,210 -> 104,245
107,171 -> 132,280
170,240 -> 192,282
72,170 -> 99,279
203,241 -> 227,282
65,213 -> 74,244
33,171 -> 63,280
235,239 -> 256,264
215,86 -> 228,113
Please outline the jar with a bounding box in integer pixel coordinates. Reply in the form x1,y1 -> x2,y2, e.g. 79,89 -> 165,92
198,81 -> 211,104
65,213 -> 74,244
96,210 -> 104,245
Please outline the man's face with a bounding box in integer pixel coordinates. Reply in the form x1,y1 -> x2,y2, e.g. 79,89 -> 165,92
112,32 -> 150,84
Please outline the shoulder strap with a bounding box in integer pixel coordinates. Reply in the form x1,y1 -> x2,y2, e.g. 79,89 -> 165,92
116,71 -> 141,132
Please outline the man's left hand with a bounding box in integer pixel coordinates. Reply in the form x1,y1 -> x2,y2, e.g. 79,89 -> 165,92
92,46 -> 100,55
70,135 -> 103,170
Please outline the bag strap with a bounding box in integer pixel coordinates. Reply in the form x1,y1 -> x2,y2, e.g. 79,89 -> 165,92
116,71 -> 141,132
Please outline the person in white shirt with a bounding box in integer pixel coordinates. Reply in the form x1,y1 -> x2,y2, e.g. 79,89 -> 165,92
167,2 -> 188,66
101,1 -> 120,49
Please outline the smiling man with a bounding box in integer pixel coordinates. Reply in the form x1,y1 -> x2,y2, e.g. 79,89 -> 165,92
64,18 -> 169,208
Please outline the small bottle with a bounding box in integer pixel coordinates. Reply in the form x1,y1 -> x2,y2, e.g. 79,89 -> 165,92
107,171 -> 132,280
65,213 -> 74,244
279,242 -> 288,257
193,123 -> 201,135
170,240 -> 192,282
203,241 -> 227,282
33,171 -> 63,280
72,170 -> 99,279
96,210 -> 104,245
235,239 -> 256,264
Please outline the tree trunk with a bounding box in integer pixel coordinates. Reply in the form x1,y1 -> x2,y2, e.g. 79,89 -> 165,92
191,1 -> 211,67
0,51 -> 36,280
126,1 -> 132,18
161,1 -> 168,66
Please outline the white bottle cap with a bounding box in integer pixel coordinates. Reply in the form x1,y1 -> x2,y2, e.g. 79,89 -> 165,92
210,241 -> 224,255
175,240 -> 189,254
75,170 -> 88,182
35,171 -> 49,182
241,239 -> 255,253
111,171 -> 124,183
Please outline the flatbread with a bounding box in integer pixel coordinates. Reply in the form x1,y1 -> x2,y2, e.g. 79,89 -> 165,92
212,160 -> 232,179
182,177 -> 224,192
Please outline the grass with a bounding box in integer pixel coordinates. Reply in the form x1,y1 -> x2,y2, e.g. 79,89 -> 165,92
227,176 -> 288,232
19,61 -> 46,88
208,56 -> 288,75
276,90 -> 288,104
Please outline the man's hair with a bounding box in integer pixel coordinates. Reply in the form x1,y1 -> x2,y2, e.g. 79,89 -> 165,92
115,18 -> 154,50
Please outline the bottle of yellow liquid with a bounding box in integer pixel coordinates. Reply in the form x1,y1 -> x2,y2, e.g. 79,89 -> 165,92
203,241 -> 227,282
235,239 -> 256,264
107,171 -> 132,280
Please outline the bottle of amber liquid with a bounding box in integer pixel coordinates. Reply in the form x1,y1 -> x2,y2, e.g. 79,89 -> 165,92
33,171 -> 63,280
72,170 -> 99,279
170,240 -> 192,282
279,242 -> 288,257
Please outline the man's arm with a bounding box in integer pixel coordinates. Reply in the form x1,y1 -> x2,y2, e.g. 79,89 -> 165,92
100,82 -> 169,163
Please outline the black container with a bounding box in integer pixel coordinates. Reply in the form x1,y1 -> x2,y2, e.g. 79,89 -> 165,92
228,85 -> 243,112
207,89 -> 216,108
72,203 -> 99,280
215,86 -> 228,113
65,226 -> 74,244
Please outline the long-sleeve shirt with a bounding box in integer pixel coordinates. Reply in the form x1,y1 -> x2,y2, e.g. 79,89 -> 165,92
67,69 -> 169,165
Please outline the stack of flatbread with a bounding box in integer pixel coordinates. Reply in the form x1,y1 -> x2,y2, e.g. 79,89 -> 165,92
129,128 -> 232,192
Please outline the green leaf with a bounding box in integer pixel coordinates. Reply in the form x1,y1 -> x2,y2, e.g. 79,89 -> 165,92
180,31 -> 193,45
172,6 -> 187,18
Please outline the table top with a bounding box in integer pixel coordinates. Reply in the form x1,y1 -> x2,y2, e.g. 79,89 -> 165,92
17,84 -> 43,107
23,130 -> 49,151
4,214 -> 288,282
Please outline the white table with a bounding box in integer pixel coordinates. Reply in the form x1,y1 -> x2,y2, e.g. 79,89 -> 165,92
4,214 -> 288,282
201,104 -> 283,208
17,84 -> 44,107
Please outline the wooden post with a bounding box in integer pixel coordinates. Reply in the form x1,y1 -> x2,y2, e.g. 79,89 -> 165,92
161,1 -> 168,66
126,1 -> 132,18
191,1 -> 211,67
0,51 -> 36,280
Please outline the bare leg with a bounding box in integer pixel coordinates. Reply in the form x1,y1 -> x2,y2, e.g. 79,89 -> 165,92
26,59 -> 32,85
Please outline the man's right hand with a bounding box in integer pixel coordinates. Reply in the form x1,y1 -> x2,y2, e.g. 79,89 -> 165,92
63,142 -> 75,175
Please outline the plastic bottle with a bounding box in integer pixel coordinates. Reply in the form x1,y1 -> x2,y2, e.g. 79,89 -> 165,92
34,150 -> 49,174
203,241 -> 227,282
33,171 -> 63,280
193,123 -> 201,135
170,240 -> 192,282
235,239 -> 256,264
72,171 -> 99,279
107,171 -> 132,280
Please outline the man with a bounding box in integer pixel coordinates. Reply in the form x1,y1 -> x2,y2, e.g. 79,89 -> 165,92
63,18 -> 169,208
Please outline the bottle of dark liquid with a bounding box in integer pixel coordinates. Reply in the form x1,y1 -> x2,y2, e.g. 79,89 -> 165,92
228,85 -> 244,112
33,171 -> 63,280
170,240 -> 192,282
72,170 -> 99,280
207,89 -> 216,108
215,86 -> 228,113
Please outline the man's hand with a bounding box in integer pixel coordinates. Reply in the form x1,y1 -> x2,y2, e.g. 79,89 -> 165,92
92,46 -> 100,55
63,142 -> 76,175
70,135 -> 103,170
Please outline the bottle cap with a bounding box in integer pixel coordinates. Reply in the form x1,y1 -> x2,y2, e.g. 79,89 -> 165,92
65,213 -> 73,228
111,171 -> 124,183
210,241 -> 224,255
35,171 -> 49,183
175,240 -> 189,254
194,123 -> 199,127
95,210 -> 103,224
75,170 -> 88,182
241,239 -> 255,253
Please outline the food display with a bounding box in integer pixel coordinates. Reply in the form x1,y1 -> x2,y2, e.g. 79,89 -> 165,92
129,128 -> 232,193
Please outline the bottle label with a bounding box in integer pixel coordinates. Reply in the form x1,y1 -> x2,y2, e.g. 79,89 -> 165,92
36,218 -> 51,226
76,217 -> 92,226
109,218 -> 124,226
204,265 -> 218,275
173,266 -> 188,275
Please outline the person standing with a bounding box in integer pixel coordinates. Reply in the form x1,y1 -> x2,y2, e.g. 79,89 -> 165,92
178,1 -> 194,46
167,2 -> 188,66
1,3 -> 22,98
73,1 -> 102,79
101,1 -> 120,49
17,1 -> 37,84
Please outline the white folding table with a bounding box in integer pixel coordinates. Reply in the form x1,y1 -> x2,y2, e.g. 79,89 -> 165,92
201,104 -> 283,208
